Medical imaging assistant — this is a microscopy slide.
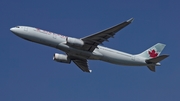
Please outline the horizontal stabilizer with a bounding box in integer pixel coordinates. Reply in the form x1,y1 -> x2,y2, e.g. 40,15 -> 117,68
137,43 -> 166,59
147,66 -> 155,72
146,55 -> 169,64
146,55 -> 169,72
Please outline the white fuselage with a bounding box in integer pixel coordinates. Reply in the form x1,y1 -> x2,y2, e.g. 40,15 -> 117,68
10,26 -> 147,66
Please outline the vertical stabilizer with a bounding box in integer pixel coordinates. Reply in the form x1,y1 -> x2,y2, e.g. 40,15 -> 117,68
137,43 -> 166,59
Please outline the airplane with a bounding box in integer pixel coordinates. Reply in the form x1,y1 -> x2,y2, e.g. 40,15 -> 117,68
10,18 -> 169,73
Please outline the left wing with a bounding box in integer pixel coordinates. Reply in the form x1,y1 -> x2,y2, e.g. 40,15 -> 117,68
73,59 -> 92,73
80,18 -> 134,52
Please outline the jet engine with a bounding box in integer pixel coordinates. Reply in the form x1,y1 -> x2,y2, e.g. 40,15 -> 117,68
53,53 -> 71,63
66,37 -> 84,47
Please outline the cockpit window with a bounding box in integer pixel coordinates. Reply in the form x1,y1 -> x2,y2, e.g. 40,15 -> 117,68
16,26 -> 20,28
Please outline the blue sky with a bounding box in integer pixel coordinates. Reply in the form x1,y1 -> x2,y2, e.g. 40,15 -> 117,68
0,0 -> 180,101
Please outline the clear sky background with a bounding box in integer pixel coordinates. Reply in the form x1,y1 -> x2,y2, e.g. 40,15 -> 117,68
0,0 -> 180,101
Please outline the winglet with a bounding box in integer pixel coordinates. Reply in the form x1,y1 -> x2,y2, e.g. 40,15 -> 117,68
127,18 -> 134,23
89,70 -> 92,73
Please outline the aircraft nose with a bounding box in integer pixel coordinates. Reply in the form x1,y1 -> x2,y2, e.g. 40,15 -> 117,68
10,27 -> 14,32
10,27 -> 16,33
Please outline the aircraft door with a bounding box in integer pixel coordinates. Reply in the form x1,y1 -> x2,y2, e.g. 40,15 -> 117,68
53,33 -> 57,39
24,27 -> 28,31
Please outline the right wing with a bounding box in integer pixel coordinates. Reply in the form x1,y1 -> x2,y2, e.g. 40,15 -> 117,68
147,66 -> 155,72
146,55 -> 169,72
80,18 -> 133,52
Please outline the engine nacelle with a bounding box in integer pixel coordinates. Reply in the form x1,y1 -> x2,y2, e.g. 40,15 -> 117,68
66,37 -> 84,47
53,53 -> 71,64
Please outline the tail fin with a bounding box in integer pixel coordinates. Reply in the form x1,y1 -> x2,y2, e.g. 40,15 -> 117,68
146,55 -> 169,63
137,43 -> 166,59
136,43 -> 169,72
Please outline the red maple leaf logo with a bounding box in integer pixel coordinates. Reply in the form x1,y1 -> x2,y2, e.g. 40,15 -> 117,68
148,49 -> 158,58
